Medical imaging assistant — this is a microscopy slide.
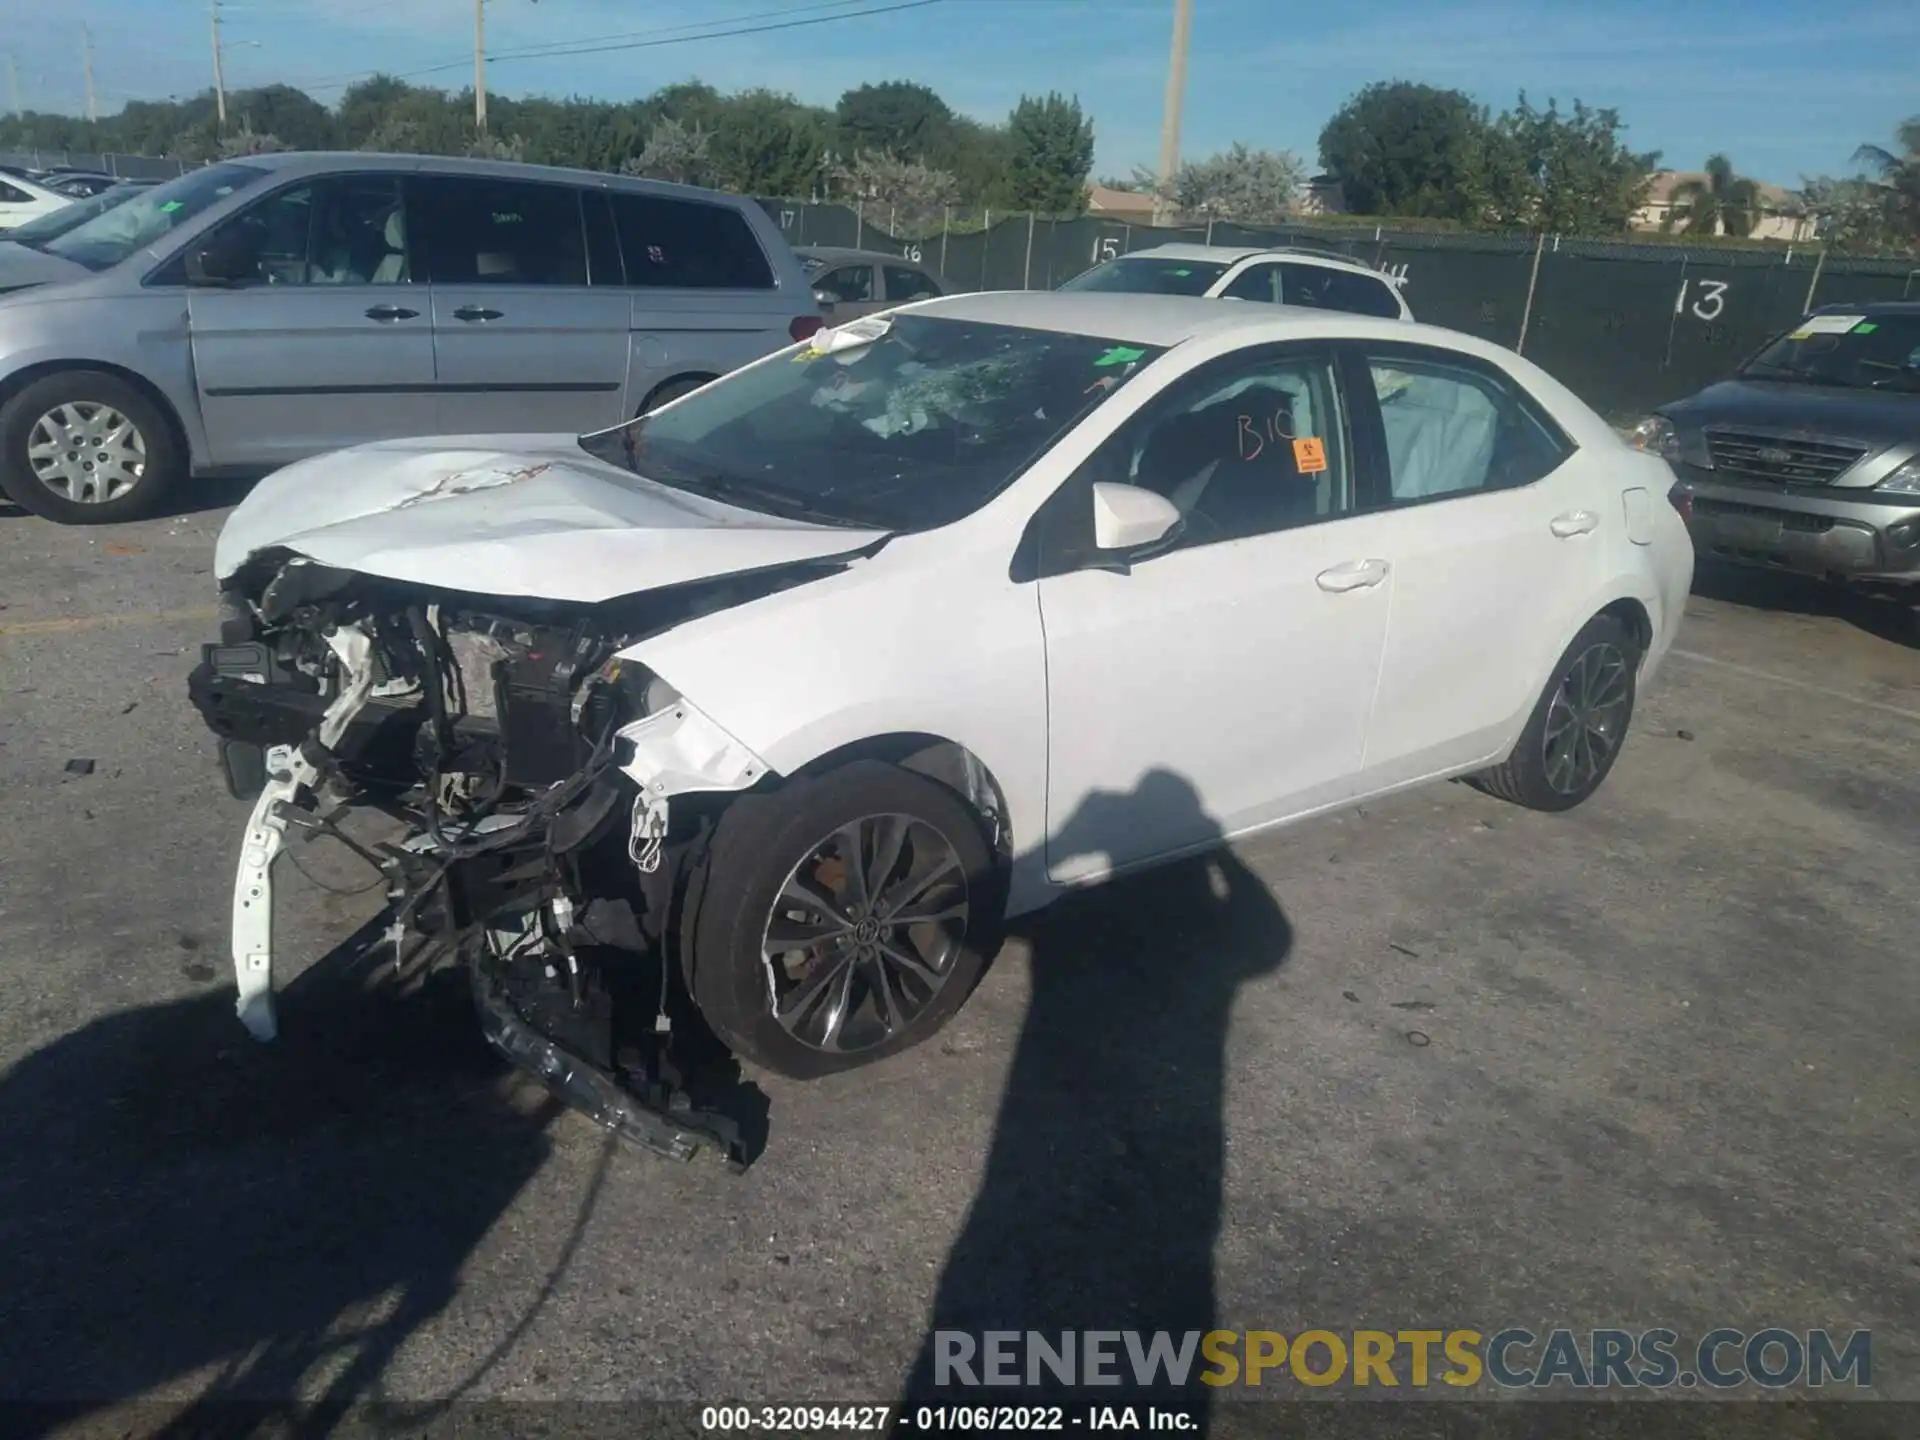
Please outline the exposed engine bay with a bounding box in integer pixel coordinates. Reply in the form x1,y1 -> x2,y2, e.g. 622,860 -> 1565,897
187,549 -> 847,1170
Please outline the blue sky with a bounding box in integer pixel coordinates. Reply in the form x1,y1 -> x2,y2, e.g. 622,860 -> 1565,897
6,0 -> 1916,186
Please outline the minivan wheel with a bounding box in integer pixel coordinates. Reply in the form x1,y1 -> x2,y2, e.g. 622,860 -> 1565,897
0,370 -> 182,524
683,761 -> 998,1080
1471,613 -> 1641,813
640,374 -> 714,414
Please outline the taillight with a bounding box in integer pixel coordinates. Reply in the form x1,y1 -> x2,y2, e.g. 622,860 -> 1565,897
790,314 -> 824,343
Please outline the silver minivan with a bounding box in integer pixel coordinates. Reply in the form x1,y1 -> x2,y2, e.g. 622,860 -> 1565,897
0,152 -> 824,523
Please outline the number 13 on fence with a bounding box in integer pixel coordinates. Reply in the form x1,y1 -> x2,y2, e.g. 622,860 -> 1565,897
1675,278 -> 1729,321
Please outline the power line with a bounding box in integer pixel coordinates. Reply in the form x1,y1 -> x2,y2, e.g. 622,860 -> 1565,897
294,0 -> 947,95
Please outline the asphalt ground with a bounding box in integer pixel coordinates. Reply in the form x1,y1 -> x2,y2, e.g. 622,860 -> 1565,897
0,489 -> 1915,1432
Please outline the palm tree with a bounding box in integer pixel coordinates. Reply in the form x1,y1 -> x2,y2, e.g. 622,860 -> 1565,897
1852,115 -> 1920,237
1666,154 -> 1762,237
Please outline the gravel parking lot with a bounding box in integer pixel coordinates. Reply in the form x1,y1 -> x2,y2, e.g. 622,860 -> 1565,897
1,492 -> 1916,1423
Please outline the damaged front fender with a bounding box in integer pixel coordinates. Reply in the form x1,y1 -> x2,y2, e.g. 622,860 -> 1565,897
616,694 -> 772,873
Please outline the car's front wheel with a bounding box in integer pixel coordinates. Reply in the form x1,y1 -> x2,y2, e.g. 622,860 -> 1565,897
0,370 -> 183,524
683,760 -> 999,1079
1472,613 -> 1641,812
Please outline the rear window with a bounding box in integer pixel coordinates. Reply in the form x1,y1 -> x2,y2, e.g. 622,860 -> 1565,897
1059,257 -> 1230,296
609,192 -> 774,289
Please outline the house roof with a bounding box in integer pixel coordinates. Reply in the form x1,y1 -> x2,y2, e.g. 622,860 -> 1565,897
1086,183 -> 1158,216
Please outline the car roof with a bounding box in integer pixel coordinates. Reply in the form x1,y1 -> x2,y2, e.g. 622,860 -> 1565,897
797,245 -> 933,267
903,288 -> 1447,349
1810,299 -> 1920,317
1124,242 -> 1384,274
231,150 -> 768,208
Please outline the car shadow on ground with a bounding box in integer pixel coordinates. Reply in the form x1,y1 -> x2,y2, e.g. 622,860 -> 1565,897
0,919 -> 572,1437
896,770 -> 1295,1433
0,474 -> 258,525
1692,559 -> 1918,649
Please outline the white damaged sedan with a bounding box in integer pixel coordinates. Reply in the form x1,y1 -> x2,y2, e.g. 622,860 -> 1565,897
191,292 -> 1692,1162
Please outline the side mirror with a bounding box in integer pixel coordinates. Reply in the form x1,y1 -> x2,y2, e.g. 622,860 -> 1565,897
813,289 -> 834,308
1091,481 -> 1182,557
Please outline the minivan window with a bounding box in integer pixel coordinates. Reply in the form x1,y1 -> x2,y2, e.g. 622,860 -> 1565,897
195,176 -> 408,286
412,175 -> 587,286
45,162 -> 267,271
607,192 -> 775,289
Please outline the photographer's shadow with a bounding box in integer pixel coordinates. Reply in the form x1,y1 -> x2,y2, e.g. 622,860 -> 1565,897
900,769 -> 1294,1418
0,922 -> 566,1437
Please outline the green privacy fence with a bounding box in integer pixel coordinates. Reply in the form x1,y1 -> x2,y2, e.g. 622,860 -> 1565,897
758,200 -> 1920,421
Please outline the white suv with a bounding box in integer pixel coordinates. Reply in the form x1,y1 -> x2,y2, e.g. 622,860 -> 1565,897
1061,242 -> 1412,320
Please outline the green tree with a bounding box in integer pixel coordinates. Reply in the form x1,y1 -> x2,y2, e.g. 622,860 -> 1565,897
834,81 -> 953,162
623,117 -> 717,188
1852,115 -> 1920,239
1318,80 -> 1487,219
710,89 -> 826,197
1005,92 -> 1094,214
1477,94 -> 1657,234
832,149 -> 960,234
1665,154 -> 1761,236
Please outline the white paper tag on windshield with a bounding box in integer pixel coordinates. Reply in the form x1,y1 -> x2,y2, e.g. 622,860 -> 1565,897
1788,314 -> 1865,339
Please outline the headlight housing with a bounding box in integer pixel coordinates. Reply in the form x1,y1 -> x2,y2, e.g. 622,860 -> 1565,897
1628,415 -> 1682,462
1875,456 -> 1920,496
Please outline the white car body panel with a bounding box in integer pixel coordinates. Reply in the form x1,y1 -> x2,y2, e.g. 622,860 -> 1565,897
0,173 -> 74,230
212,432 -> 888,602
213,292 -> 1693,926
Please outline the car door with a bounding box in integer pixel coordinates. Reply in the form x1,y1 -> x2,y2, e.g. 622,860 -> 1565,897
814,262 -> 880,319
1034,344 -> 1394,884
413,172 -> 630,436
186,172 -> 437,469
1338,341 -> 1600,790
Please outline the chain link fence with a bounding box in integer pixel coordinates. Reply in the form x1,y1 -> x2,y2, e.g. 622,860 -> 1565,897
0,150 -> 194,180
757,200 -> 1920,420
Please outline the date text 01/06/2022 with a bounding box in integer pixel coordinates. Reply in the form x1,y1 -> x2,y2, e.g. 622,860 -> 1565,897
698,1405 -> 1201,1432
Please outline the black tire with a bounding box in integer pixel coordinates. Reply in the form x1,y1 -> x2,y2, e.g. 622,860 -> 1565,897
683,760 -> 999,1080
640,374 -> 715,414
0,369 -> 183,524
1472,613 -> 1642,813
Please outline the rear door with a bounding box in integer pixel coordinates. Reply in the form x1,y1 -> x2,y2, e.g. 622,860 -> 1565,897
1340,341 -> 1601,790
187,172 -> 437,468
414,172 -> 630,435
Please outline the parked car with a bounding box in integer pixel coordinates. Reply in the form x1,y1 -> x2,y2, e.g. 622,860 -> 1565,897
45,171 -> 122,199
1061,243 -> 1414,320
1639,302 -> 1920,608
188,292 -> 1689,1157
0,170 -> 74,232
797,245 -> 951,321
0,152 -> 822,524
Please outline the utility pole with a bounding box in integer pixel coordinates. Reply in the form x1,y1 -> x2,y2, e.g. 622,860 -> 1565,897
473,0 -> 487,133
209,0 -> 227,129
81,23 -> 97,123
1153,0 -> 1193,227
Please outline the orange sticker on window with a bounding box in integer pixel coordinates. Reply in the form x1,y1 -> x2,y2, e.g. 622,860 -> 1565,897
1293,436 -> 1328,474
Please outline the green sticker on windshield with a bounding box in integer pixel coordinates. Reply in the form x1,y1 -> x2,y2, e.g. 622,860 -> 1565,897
1854,321 -> 1879,333
1173,268 -> 1192,276
1094,345 -> 1146,368
159,200 -> 182,213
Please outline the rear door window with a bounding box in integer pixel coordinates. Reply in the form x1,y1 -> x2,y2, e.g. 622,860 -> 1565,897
884,264 -> 939,302
1220,264 -> 1282,303
607,192 -> 775,289
413,175 -> 587,286
814,264 -> 875,304
1281,262 -> 1401,318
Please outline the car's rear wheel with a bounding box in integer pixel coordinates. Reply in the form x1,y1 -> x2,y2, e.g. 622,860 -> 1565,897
1472,613 -> 1641,812
0,370 -> 183,524
640,374 -> 715,414
683,761 -> 998,1079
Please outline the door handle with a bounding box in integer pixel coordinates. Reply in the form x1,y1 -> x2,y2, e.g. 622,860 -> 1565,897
1315,559 -> 1389,593
364,304 -> 419,321
1551,510 -> 1600,537
453,305 -> 504,323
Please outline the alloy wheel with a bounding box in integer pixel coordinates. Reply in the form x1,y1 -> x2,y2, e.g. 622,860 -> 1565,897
760,812 -> 970,1055
1541,641 -> 1631,796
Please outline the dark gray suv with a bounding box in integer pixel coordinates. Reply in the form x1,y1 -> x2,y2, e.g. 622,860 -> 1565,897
1638,302 -> 1920,604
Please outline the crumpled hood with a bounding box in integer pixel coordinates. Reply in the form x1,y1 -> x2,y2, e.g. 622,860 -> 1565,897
214,433 -> 890,603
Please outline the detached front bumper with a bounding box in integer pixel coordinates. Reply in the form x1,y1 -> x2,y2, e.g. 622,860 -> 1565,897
1671,467 -> 1920,584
